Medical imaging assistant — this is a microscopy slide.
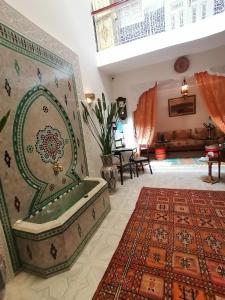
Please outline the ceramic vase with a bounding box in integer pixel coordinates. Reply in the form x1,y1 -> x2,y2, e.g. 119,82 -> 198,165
100,154 -> 118,193
0,254 -> 6,300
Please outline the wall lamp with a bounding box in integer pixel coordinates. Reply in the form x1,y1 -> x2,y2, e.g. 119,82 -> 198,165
85,93 -> 95,104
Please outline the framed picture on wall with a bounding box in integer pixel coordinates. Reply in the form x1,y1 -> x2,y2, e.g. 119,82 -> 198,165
168,95 -> 196,117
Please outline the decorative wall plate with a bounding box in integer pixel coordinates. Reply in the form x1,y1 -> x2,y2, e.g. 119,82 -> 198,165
174,56 -> 190,73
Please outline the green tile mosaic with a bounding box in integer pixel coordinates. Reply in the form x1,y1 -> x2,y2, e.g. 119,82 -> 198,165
0,21 -> 89,274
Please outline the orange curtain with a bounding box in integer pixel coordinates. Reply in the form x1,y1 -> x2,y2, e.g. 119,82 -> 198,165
195,71 -> 225,133
133,84 -> 157,149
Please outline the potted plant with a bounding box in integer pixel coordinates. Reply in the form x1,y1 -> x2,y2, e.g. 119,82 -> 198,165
81,93 -> 118,192
0,110 -> 10,300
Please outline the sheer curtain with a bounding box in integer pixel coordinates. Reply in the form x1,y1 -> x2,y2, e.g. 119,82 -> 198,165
195,71 -> 225,133
133,84 -> 157,151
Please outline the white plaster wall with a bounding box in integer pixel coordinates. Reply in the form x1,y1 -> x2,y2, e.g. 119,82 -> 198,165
4,0 -> 112,176
156,78 -> 208,132
111,46 -> 225,147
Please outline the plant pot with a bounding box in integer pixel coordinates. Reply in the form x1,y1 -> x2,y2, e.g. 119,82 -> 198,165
0,254 -> 6,300
100,154 -> 118,193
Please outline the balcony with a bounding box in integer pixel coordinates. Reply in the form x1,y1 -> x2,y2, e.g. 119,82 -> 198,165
92,0 -> 225,51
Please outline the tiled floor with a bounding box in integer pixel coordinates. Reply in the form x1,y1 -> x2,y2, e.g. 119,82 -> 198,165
5,165 -> 225,300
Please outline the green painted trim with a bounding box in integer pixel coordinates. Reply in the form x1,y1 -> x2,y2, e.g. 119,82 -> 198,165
13,185 -> 108,240
0,179 -> 21,272
0,23 -> 73,75
13,85 -> 80,215
20,204 -> 111,277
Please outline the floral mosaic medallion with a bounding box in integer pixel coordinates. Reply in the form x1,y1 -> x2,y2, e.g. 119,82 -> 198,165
35,125 -> 64,163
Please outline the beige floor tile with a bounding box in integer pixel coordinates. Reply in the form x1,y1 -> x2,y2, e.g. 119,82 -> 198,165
5,165 -> 225,300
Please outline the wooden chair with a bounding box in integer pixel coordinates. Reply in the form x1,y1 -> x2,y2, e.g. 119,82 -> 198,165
130,144 -> 153,177
113,150 -> 135,185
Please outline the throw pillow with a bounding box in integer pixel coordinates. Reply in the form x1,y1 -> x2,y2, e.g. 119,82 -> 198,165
194,128 -> 208,139
176,129 -> 191,139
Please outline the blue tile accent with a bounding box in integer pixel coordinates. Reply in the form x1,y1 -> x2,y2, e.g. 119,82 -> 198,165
214,0 -> 225,14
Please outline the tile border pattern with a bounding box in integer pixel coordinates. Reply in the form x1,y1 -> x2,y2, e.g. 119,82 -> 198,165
0,23 -> 73,75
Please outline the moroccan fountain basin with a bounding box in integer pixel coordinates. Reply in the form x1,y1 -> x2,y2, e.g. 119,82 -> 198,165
12,177 -> 110,277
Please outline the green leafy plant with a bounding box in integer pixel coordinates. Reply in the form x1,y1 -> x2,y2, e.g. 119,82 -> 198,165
81,93 -> 117,155
0,110 -> 10,133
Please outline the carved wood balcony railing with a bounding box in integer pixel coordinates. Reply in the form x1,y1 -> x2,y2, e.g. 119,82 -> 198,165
92,0 -> 225,51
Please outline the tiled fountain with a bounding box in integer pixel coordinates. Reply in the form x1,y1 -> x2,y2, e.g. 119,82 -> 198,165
0,15 -> 110,278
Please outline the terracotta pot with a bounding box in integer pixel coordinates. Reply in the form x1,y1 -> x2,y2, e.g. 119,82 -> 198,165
100,154 -> 118,193
0,255 -> 6,300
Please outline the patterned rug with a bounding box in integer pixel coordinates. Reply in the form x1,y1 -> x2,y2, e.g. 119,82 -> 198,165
93,188 -> 225,299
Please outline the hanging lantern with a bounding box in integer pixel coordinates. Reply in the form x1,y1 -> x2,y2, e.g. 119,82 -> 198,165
181,78 -> 189,96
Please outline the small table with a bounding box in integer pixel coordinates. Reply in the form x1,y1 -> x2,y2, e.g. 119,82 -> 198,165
202,160 -> 220,184
154,141 -> 168,160
112,147 -> 136,185
202,144 -> 225,184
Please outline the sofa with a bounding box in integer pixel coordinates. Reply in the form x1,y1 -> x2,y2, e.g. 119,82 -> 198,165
153,127 -> 225,152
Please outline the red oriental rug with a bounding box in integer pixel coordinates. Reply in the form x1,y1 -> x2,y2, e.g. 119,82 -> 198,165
93,187 -> 225,300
